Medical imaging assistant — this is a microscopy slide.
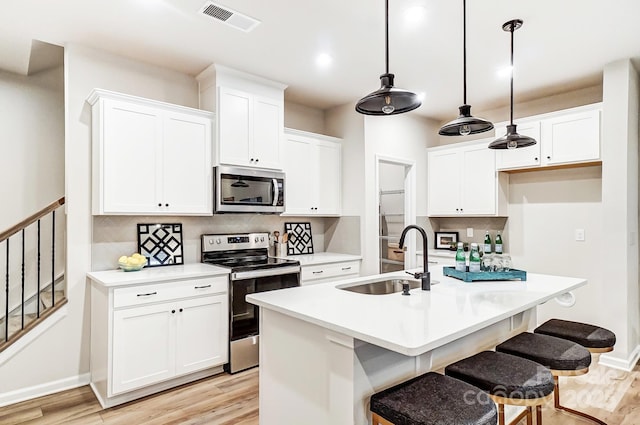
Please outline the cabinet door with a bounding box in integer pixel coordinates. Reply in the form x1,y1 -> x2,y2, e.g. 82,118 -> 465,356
175,294 -> 228,376
315,140 -> 341,215
218,87 -> 251,167
112,302 -> 176,395
495,121 -> 542,170
427,149 -> 460,215
284,136 -> 315,215
542,109 -> 600,165
252,96 -> 283,169
461,144 -> 497,215
100,99 -> 162,213
162,111 -> 213,215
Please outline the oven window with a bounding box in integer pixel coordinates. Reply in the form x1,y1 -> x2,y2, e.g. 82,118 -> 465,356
220,173 -> 281,207
230,273 -> 299,341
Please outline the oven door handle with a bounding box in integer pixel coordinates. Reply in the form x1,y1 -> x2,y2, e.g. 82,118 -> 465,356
232,265 -> 300,281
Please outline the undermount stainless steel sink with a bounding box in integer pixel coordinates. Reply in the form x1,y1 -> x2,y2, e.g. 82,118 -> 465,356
337,278 -> 421,295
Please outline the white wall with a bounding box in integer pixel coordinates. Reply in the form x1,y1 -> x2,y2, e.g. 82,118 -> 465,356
599,59 -> 640,369
284,101 -> 325,134
0,44 -> 200,400
0,66 -> 64,230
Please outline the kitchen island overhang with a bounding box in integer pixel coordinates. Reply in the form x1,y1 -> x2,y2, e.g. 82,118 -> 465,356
247,269 -> 586,425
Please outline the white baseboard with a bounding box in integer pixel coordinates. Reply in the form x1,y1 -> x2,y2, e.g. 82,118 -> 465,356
0,305 -> 68,367
0,372 -> 90,407
599,344 -> 640,371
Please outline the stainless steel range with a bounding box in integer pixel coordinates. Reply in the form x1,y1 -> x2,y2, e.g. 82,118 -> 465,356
201,232 -> 300,373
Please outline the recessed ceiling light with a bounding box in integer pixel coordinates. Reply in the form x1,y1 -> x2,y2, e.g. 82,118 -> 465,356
403,5 -> 427,28
316,53 -> 333,68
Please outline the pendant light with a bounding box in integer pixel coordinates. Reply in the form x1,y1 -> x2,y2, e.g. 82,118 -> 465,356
488,19 -> 537,149
355,0 -> 421,115
439,0 -> 493,136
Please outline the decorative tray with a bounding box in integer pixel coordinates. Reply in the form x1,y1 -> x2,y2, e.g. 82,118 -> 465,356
443,267 -> 527,282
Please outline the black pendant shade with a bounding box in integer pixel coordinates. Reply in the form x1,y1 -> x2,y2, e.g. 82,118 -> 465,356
488,19 -> 536,149
440,0 -> 492,136
355,0 -> 421,116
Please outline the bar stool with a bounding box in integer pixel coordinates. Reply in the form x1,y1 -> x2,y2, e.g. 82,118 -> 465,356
496,332 -> 599,423
445,351 -> 555,425
532,319 -> 616,424
370,372 -> 498,425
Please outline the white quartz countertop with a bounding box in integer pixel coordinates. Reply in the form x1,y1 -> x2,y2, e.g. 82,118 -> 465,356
274,252 -> 362,266
246,268 -> 586,356
87,263 -> 230,287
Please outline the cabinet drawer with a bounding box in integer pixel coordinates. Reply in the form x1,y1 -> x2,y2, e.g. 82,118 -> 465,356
114,276 -> 228,309
301,261 -> 360,283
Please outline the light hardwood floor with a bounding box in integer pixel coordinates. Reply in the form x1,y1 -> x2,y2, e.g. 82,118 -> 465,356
1,360 -> 639,425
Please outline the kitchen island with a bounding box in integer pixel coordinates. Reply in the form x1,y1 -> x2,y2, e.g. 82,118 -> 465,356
246,267 -> 586,425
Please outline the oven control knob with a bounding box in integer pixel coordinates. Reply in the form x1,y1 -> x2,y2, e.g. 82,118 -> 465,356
254,237 -> 259,243
215,238 -> 222,244
208,239 -> 214,245
260,237 -> 265,242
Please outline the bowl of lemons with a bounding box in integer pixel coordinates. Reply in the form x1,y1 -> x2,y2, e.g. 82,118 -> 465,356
118,253 -> 148,272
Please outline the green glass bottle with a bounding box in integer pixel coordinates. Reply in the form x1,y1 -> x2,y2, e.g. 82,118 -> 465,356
495,231 -> 503,254
483,230 -> 492,254
469,243 -> 481,272
455,242 -> 466,272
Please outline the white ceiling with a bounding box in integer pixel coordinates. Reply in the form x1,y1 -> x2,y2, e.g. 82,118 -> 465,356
3,0 -> 640,121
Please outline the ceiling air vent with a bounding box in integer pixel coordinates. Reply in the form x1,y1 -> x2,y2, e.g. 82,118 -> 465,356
199,1 -> 260,32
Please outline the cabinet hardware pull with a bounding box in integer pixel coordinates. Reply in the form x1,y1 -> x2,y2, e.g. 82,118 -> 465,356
534,157 -> 539,161
136,292 -> 157,297
165,203 -> 169,207
179,308 -> 183,313
313,270 -> 324,274
157,203 -> 162,207
250,158 -> 254,162
255,158 -> 259,162
341,267 -> 352,271
194,284 -> 212,289
171,309 -> 176,314
547,156 -> 551,159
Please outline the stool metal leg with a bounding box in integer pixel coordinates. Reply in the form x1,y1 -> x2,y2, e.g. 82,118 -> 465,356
553,375 -> 606,425
371,413 -> 393,425
498,403 -> 505,425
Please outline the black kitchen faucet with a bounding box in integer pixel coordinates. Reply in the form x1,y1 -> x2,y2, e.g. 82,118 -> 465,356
398,225 -> 431,291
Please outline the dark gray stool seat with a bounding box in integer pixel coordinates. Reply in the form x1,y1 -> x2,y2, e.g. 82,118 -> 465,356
496,332 -> 591,372
534,319 -> 616,352
445,351 -> 554,425
370,372 -> 497,425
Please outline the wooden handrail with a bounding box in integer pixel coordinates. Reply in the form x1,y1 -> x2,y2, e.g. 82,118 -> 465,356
0,197 -> 65,243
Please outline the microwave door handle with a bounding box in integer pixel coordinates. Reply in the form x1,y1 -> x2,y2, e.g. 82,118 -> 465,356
272,178 -> 279,206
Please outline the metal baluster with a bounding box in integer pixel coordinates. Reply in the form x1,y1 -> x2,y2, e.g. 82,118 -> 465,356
51,210 -> 55,307
37,219 -> 41,318
21,229 -> 25,330
5,239 -> 9,342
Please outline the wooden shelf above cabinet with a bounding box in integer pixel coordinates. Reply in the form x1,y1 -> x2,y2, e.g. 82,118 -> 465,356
501,160 -> 602,174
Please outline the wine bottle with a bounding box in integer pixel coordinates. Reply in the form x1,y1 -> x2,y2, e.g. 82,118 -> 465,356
495,232 -> 503,254
483,230 -> 492,254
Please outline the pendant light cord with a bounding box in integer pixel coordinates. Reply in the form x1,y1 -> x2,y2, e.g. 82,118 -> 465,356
462,0 -> 467,104
385,0 -> 389,74
509,23 -> 514,125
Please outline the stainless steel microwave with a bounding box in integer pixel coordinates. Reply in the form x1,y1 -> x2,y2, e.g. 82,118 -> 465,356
214,165 -> 285,214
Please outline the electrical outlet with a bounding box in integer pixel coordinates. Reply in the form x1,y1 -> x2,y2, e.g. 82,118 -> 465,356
575,229 -> 585,241
467,228 -> 473,237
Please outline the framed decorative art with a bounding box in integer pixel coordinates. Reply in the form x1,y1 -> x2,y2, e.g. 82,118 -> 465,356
284,222 -> 314,255
137,223 -> 184,266
435,231 -> 459,250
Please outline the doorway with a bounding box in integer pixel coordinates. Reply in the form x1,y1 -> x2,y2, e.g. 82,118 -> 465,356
376,156 -> 416,273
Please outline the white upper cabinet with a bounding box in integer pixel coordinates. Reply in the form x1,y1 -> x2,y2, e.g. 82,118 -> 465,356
198,65 -> 287,170
495,104 -> 601,171
428,138 -> 507,217
88,89 -> 213,216
283,129 -> 342,216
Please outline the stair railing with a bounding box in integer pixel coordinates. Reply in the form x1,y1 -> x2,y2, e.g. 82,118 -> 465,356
0,197 -> 66,350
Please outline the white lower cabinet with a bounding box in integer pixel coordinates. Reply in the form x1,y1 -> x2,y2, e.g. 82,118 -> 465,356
301,260 -> 360,285
89,270 -> 229,408
111,294 -> 227,395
